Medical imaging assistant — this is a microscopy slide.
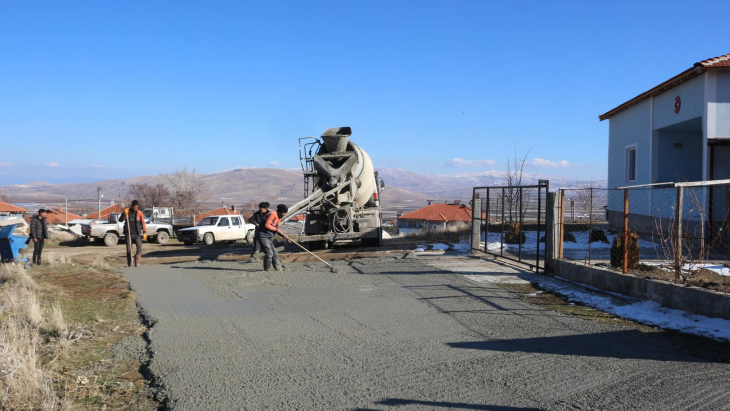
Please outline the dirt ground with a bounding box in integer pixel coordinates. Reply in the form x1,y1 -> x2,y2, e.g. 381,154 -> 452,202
42,236 -> 439,267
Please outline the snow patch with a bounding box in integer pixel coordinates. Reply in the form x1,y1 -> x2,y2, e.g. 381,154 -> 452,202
539,280 -> 730,342
432,243 -> 449,250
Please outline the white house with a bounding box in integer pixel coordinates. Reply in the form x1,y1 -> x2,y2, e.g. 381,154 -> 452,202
0,201 -> 27,222
600,53 -> 730,226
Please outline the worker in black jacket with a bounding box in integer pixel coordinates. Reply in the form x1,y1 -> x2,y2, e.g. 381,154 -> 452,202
248,202 -> 269,262
29,209 -> 49,265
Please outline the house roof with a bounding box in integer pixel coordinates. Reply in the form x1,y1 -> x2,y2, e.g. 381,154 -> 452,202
0,201 -> 27,213
398,203 -> 473,222
194,206 -> 241,223
599,53 -> 730,121
88,204 -> 125,219
45,208 -> 84,225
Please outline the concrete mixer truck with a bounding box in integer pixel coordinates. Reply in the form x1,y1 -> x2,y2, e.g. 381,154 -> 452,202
282,127 -> 385,250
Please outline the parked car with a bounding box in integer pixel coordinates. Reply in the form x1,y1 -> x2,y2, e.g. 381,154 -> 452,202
178,215 -> 255,246
81,213 -> 174,246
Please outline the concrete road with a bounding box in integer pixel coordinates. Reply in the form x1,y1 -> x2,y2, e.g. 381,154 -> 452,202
124,255 -> 730,410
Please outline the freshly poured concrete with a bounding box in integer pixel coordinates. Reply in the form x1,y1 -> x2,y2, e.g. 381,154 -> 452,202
124,256 -> 730,410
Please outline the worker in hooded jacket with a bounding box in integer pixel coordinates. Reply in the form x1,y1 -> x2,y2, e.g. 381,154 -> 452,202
257,204 -> 288,271
247,202 -> 270,262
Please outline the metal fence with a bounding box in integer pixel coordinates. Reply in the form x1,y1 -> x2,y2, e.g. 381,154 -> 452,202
471,180 -> 549,272
556,183 -> 730,292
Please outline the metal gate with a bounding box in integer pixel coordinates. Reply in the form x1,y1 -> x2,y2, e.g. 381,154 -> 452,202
471,180 -> 549,272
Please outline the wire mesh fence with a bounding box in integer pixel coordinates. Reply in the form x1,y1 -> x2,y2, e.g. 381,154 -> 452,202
557,184 -> 730,293
471,181 -> 549,272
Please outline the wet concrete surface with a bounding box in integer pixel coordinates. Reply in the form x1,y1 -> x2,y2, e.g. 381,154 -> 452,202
123,255 -> 730,410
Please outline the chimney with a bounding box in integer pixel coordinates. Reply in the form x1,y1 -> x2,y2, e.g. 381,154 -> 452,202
454,200 -> 462,205
232,205 -> 236,212
427,200 -> 433,206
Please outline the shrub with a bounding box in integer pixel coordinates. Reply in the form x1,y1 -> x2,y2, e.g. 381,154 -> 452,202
564,231 -> 577,243
589,229 -> 609,244
504,223 -> 526,245
610,231 -> 640,270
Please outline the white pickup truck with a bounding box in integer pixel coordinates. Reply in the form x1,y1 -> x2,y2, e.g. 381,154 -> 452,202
177,215 -> 256,246
81,213 -> 174,246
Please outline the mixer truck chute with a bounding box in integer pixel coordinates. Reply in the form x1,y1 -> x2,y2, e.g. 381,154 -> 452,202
283,127 -> 384,250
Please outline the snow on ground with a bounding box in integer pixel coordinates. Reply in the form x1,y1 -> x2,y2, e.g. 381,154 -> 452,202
431,243 -> 449,250
481,230 -> 657,251
414,245 -> 427,252
687,263 -> 730,277
381,231 -> 392,239
453,242 -> 471,253
538,280 -> 730,342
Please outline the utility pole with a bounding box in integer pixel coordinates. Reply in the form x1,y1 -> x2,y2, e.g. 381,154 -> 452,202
64,196 -> 68,226
98,186 -> 102,219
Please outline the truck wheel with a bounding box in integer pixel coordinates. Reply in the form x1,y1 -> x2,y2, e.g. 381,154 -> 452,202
374,228 -> 383,247
156,231 -> 170,245
183,241 -> 194,246
245,230 -> 255,244
203,233 -> 215,246
308,241 -> 320,251
104,233 -> 118,247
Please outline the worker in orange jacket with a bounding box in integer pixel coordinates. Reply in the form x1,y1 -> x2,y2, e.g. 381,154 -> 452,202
119,200 -> 147,267
257,204 -> 289,271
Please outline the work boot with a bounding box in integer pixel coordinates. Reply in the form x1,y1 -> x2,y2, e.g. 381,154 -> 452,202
249,255 -> 261,263
273,260 -> 285,272
135,254 -> 141,267
263,259 -> 273,272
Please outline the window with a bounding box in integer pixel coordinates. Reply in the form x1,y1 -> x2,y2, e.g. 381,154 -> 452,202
625,146 -> 637,182
231,217 -> 241,225
218,217 -> 230,226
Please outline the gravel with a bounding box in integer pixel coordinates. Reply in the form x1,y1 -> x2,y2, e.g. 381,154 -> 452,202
124,256 -> 730,410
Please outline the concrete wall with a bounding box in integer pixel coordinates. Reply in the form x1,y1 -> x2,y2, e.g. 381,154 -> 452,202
713,71 -> 730,138
653,74 -> 705,130
608,99 -> 652,197
552,259 -> 730,320
656,130 -> 703,182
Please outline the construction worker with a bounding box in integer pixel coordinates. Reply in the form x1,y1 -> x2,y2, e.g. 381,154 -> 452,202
29,208 -> 49,265
248,202 -> 270,262
257,204 -> 289,271
119,200 -> 147,267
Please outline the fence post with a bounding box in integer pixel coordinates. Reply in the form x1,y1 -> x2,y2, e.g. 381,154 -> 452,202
559,189 -> 565,259
588,188 -> 593,266
471,198 -> 482,252
623,189 -> 629,274
545,192 -> 560,273
485,189 -> 490,254
675,186 -> 684,283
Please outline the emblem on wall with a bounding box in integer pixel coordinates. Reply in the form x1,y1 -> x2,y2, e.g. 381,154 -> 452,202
674,96 -> 681,114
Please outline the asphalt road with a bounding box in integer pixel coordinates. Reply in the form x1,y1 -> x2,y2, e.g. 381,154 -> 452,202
123,255 -> 730,410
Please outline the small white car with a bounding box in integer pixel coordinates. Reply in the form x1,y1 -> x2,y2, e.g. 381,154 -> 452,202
177,215 -> 255,246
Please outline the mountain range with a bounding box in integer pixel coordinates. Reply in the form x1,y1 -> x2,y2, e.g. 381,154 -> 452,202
1,167 -> 605,211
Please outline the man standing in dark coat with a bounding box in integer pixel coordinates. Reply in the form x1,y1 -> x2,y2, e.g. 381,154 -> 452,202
30,208 -> 49,265
248,202 -> 269,262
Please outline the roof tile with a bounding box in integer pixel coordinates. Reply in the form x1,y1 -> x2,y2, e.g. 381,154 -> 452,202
398,204 -> 473,223
0,201 -> 27,213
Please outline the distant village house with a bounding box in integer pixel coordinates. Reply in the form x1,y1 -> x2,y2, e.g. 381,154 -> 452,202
397,201 -> 472,234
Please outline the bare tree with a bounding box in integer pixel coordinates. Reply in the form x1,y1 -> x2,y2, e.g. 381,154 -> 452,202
653,186 -> 726,284
167,167 -> 208,214
128,183 -> 172,208
0,189 -> 12,203
575,179 -> 597,221
500,147 -> 535,224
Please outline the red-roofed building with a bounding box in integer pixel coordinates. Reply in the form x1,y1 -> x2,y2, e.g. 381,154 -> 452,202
193,206 -> 241,224
599,52 -> 730,226
86,204 -> 125,220
45,207 -> 84,225
397,203 -> 473,234
0,201 -> 28,222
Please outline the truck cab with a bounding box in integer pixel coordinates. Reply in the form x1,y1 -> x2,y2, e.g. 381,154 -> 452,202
177,215 -> 255,246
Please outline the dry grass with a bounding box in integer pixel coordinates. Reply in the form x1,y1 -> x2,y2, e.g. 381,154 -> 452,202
47,231 -> 77,246
45,253 -> 70,266
0,264 -> 71,410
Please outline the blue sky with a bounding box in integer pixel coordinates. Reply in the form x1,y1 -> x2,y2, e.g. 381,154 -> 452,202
1,1 -> 729,185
